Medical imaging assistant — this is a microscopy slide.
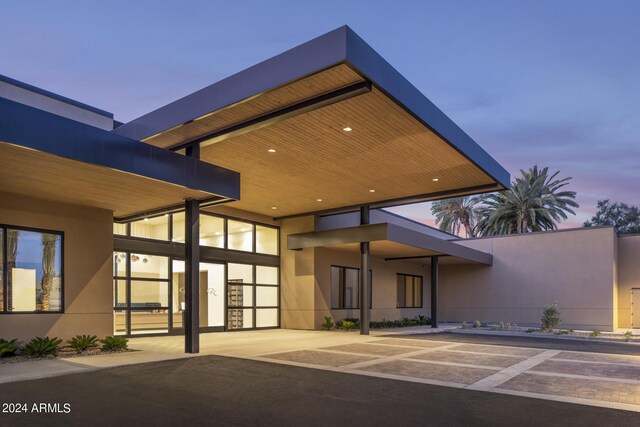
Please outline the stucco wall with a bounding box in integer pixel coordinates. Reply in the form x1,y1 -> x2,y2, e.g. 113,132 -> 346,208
440,227 -> 617,331
280,217 -> 317,329
313,248 -> 431,328
0,192 -> 113,341
617,234 -> 640,329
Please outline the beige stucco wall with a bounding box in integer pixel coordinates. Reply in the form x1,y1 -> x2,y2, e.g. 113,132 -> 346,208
280,217 -> 317,329
439,227 -> 617,331
313,248 -> 430,328
617,234 -> 640,329
0,192 -> 113,341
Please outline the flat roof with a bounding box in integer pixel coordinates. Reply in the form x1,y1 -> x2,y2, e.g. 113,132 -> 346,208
115,26 -> 510,218
0,73 -> 113,118
0,97 -> 240,217
288,223 -> 492,265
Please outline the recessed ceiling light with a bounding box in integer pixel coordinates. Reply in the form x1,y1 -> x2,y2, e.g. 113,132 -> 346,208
164,213 -> 169,217
432,178 -> 439,182
316,198 -> 323,202
267,148 -> 276,153
271,206 -> 277,210
342,127 -> 352,132
143,218 -> 149,222
369,189 -> 375,193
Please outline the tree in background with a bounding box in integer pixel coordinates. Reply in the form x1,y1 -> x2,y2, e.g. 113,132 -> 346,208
584,200 -> 640,235
433,166 -> 579,237
431,195 -> 484,238
40,234 -> 59,311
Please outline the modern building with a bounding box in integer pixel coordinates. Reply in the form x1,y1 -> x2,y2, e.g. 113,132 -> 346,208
1,27 -> 637,353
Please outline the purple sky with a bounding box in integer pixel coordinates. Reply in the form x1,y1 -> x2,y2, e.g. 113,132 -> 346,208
2,1 -> 639,229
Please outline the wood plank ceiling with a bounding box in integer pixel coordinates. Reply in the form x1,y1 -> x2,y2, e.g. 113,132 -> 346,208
0,143 -> 213,217
143,64 -> 496,218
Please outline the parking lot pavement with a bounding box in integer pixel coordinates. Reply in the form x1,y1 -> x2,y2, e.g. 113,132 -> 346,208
258,333 -> 640,412
2,355 -> 639,427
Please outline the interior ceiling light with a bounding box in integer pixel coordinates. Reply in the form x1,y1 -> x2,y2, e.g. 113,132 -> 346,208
143,218 -> 149,222
432,178 -> 439,182
268,148 -> 276,153
342,127 -> 352,132
316,198 -> 323,202
271,206 -> 277,210
369,189 -> 376,193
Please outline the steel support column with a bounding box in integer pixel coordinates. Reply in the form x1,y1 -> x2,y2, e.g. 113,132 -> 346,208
184,198 -> 200,353
359,205 -> 370,335
431,256 -> 439,328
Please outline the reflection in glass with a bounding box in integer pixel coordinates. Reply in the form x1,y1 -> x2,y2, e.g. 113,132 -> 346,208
8,229 -> 62,312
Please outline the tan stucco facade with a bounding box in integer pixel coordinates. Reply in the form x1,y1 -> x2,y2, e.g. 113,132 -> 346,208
439,227 -> 618,331
281,217 -> 640,333
617,234 -> 640,329
0,192 -> 113,341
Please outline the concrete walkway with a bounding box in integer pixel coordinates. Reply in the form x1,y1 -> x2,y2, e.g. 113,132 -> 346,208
0,326 -> 448,384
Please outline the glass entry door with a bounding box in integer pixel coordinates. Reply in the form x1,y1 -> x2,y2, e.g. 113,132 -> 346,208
172,261 -> 225,332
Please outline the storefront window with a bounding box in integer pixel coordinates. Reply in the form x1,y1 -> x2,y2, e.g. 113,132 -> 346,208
130,215 -> 169,241
256,225 -> 278,255
227,220 -> 253,252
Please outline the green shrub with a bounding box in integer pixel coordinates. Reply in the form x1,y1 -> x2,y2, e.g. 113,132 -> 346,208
100,336 -> 128,351
461,321 -> 468,329
525,328 -> 537,333
473,320 -> 481,328
623,331 -> 633,341
540,303 -> 561,331
589,330 -> 601,337
21,336 -> 62,357
322,316 -> 334,330
340,320 -> 357,330
0,338 -> 19,358
66,335 -> 100,353
554,330 -> 570,335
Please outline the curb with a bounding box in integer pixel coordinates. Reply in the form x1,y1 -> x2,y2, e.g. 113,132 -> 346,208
449,328 -> 640,344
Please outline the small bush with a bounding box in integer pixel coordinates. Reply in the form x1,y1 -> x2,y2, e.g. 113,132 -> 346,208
623,331 -> 633,341
541,303 -> 561,331
525,328 -> 537,333
473,320 -> 481,328
100,336 -> 128,351
0,338 -> 19,358
554,330 -> 570,335
322,316 -> 334,330
340,320 -> 357,330
21,336 -> 62,357
589,330 -> 601,337
461,321 -> 468,329
66,335 -> 100,353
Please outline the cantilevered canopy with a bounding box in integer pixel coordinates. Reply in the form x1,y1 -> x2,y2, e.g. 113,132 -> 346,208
115,26 -> 509,218
288,223 -> 492,265
0,98 -> 240,218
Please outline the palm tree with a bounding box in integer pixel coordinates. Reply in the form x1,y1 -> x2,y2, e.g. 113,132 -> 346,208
40,234 -> 59,311
431,195 -> 485,237
477,166 -> 578,235
5,230 -> 19,311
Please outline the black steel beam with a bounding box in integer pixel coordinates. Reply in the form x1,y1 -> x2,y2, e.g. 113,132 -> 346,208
274,183 -> 502,221
360,205 -> 370,335
431,257 -> 439,329
385,255 -> 450,261
169,80 -> 372,151
184,199 -> 200,354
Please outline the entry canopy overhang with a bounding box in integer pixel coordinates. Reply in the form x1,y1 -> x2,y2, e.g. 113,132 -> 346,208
288,223 -> 493,265
115,26 -> 510,218
0,97 -> 240,218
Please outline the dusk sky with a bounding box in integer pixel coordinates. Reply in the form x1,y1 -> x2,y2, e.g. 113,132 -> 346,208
2,1 -> 639,229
